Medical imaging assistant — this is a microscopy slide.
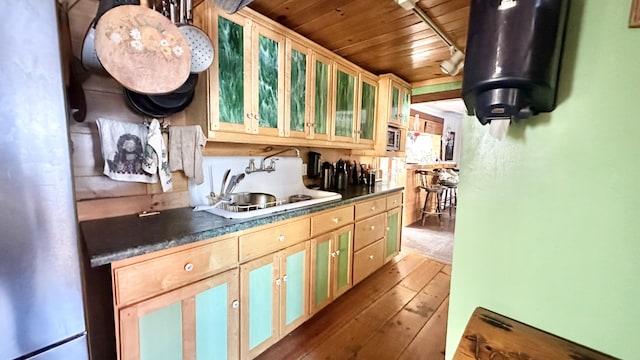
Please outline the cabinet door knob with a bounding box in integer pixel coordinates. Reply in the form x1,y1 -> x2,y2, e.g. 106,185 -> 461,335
335,250 -> 340,256
275,278 -> 282,286
283,275 -> 288,282
332,217 -> 339,223
279,235 -> 285,242
330,252 -> 336,258
254,114 -> 260,120
369,255 -> 374,260
386,227 -> 390,231
232,300 -> 239,309
246,112 -> 252,119
184,263 -> 194,272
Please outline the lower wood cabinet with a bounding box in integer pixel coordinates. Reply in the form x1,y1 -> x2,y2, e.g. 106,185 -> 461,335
240,241 -> 310,359
385,206 -> 402,263
118,269 -> 239,360
310,224 -> 354,314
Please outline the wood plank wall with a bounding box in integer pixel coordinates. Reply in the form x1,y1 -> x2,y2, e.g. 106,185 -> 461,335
63,0 -> 372,221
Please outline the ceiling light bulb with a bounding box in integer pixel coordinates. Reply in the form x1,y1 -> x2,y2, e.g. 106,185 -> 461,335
395,0 -> 418,11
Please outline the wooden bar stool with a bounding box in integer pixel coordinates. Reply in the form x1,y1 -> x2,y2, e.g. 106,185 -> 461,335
416,170 -> 444,225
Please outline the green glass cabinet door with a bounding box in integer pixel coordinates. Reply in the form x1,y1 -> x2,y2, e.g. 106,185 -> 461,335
385,208 -> 402,262
358,74 -> 377,144
215,12 -> 247,130
391,86 -> 400,123
280,241 -> 309,334
333,64 -> 357,141
333,225 -> 353,298
312,53 -> 332,141
251,25 -> 284,136
119,269 -> 240,360
311,234 -> 332,313
285,40 -> 310,139
241,254 -> 278,359
401,89 -> 411,126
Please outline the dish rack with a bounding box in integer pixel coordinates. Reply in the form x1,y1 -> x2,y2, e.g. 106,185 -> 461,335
218,198 -> 287,213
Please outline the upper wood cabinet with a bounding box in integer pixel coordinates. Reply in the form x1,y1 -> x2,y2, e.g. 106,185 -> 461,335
284,39 -> 312,139
356,73 -> 378,146
379,74 -> 412,128
308,52 -> 333,142
208,8 -> 285,136
332,62 -> 358,143
188,2 -> 381,150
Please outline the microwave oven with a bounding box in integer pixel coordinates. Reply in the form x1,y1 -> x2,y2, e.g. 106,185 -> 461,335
386,126 -> 401,152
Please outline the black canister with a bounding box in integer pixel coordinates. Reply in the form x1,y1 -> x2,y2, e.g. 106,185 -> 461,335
321,162 -> 334,190
308,151 -> 321,178
334,159 -> 347,190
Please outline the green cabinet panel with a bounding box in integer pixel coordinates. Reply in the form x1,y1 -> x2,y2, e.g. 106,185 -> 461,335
258,35 -> 279,129
360,81 -> 376,141
218,16 -> 244,125
386,212 -> 399,257
313,239 -> 330,306
289,49 -> 307,132
196,283 -> 229,360
139,301 -> 182,360
314,60 -> 330,136
336,230 -> 351,291
248,263 -> 274,349
285,250 -> 305,326
401,90 -> 410,126
391,87 -> 400,121
335,70 -> 355,137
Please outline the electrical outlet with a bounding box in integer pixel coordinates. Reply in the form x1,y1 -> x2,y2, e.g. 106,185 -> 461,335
302,163 -> 307,175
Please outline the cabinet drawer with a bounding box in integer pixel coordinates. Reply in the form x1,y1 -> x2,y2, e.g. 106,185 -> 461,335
240,218 -> 310,262
354,213 -> 386,251
311,206 -> 354,237
355,197 -> 386,220
114,237 -> 238,306
353,239 -> 384,285
386,192 -> 403,209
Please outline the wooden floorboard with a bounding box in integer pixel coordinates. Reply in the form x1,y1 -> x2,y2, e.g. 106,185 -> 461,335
256,251 -> 451,360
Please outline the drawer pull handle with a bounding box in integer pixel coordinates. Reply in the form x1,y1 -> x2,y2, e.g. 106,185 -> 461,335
275,278 -> 282,286
232,300 -> 239,309
371,206 -> 376,211
369,255 -> 374,260
332,217 -> 339,223
279,235 -> 285,242
283,275 -> 288,282
370,225 -> 375,230
184,263 -> 194,272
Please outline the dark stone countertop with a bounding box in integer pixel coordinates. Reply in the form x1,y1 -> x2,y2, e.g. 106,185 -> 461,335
81,183 -> 403,267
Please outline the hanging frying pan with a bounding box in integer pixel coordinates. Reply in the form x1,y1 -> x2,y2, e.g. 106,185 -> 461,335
174,0 -> 214,73
95,0 -> 191,94
147,72 -> 198,107
124,79 -> 196,117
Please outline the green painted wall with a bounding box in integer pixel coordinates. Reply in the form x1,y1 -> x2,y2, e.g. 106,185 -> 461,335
447,2 -> 640,359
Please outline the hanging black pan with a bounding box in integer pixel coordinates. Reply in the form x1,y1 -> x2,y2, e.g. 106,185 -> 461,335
124,85 -> 195,117
147,72 -> 198,108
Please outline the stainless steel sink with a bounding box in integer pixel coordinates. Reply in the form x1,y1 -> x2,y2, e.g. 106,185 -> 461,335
200,188 -> 341,219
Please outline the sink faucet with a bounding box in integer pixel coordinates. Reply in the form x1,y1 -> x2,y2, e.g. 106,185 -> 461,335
245,148 -> 300,174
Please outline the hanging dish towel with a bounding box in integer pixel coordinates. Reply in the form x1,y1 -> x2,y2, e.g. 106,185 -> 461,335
169,125 -> 207,184
142,119 -> 173,192
96,117 -> 158,184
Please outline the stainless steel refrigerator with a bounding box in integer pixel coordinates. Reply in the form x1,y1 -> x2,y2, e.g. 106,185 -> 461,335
0,1 -> 88,358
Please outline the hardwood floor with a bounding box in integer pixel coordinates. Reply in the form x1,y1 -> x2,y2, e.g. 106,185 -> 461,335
256,251 -> 451,360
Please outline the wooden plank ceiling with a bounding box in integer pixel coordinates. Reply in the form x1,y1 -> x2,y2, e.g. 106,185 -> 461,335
247,0 -> 470,85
